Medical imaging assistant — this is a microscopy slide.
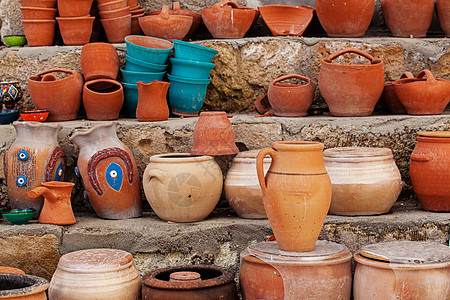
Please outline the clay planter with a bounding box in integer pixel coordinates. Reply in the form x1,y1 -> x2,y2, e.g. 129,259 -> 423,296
136,81 -> 170,122
19,0 -> 56,7
28,68 -> 83,121
125,35 -> 173,65
100,14 -> 131,43
56,16 -> 95,46
436,0 -> 450,37
70,122 -> 142,219
99,6 -> 129,19
316,0 -> 374,37
143,153 -> 223,222
0,266 -> 25,274
0,273 -> 49,299
167,74 -> 210,117
318,48 -> 384,117
49,249 -> 141,299
20,6 -> 57,19
81,42 -> 119,81
131,13 -> 144,34
240,241 -> 352,300
354,241 -> 450,300
410,131 -> 450,212
267,74 -> 314,117
380,71 -> 413,114
83,79 -> 124,120
258,5 -> 315,36
97,0 -> 127,11
190,111 -> 239,156
381,0 -> 434,37
323,147 -> 403,216
393,69 -> 450,115
256,141 -> 331,252
21,19 -> 55,46
57,0 -> 93,17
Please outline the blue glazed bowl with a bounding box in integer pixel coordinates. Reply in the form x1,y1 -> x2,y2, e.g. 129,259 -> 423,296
2,208 -> 36,225
170,58 -> 215,80
125,54 -> 168,72
167,74 -> 211,117
120,68 -> 165,85
125,35 -> 173,65
0,110 -> 20,124
173,40 -> 219,63
121,82 -> 138,118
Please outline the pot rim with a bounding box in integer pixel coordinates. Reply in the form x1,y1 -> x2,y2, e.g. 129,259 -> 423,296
323,147 -> 393,158
41,181 -> 75,188
173,39 -> 219,55
84,79 -> 123,95
149,153 -> 214,163
99,13 -> 131,22
271,141 -> 324,151
354,253 -> 450,270
417,131 -> 450,138
0,274 -> 49,297
20,6 -> 57,11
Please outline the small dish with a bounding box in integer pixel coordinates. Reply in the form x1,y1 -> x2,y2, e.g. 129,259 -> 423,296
20,109 -> 49,122
2,208 -> 36,225
3,35 -> 27,47
0,110 -> 20,124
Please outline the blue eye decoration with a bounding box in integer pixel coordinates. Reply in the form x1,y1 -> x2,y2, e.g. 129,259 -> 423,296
74,167 -> 80,178
16,175 -> 27,187
83,191 -> 89,201
18,150 -> 28,161
54,162 -> 63,181
105,162 -> 123,191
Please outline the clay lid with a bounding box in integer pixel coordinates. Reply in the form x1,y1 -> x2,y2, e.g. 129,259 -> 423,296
323,147 -> 392,158
417,131 -> 450,138
58,249 -> 133,270
359,241 -> 450,265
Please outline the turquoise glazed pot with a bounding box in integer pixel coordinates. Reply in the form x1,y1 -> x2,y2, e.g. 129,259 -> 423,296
167,74 -> 210,117
170,58 -> 214,79
120,68 -> 165,84
125,54 -> 168,72
122,82 -> 138,117
0,110 -> 20,124
173,40 -> 218,63
125,35 -> 173,64
2,208 -> 36,225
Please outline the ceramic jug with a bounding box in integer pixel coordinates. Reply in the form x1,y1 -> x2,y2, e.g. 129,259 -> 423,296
256,141 -> 332,252
69,122 -> 142,219
4,121 -> 66,215
136,81 -> 170,122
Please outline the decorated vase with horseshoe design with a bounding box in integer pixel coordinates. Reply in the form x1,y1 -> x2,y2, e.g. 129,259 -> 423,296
4,121 -> 66,215
70,122 -> 142,219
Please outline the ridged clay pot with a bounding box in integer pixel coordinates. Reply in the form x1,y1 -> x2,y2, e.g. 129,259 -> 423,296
97,0 -> 127,11
318,48 -> 384,116
83,79 -> 123,120
100,14 -> 131,43
20,6 -> 57,19
0,273 -> 49,300
56,16 -> 95,46
28,68 -> 83,121
81,42 -> 119,81
99,6 -> 129,19
316,0 -> 374,37
131,13 -> 144,35
258,5 -> 315,36
380,71 -> 413,114
436,0 -> 450,37
21,19 -> 55,46
136,81 -> 170,122
256,141 -> 332,252
57,0 -> 94,17
19,0 -> 57,7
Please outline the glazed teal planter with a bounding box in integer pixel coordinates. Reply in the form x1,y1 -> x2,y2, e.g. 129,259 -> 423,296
170,58 -> 214,79
120,68 -> 165,84
125,35 -> 173,64
167,74 -> 210,117
2,208 -> 36,225
122,82 -> 138,117
125,54 -> 168,72
173,39 -> 218,63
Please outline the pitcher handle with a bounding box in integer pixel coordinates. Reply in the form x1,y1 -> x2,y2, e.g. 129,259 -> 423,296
143,168 -> 170,184
172,1 -> 181,11
271,74 -> 311,86
256,148 -> 277,194
328,48 -> 375,63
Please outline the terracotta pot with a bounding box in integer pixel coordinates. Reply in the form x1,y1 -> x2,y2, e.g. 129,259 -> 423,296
258,5 -> 315,36
99,6 -> 129,19
19,0 -> 56,7
240,241 -> 352,300
57,0 -> 93,17
129,7 -> 144,15
97,0 -> 127,11
224,150 -> 270,219
142,265 -> 236,299
354,241 -> 450,300
323,147 -> 402,216
49,249 -> 141,299
28,68 -> 83,121
4,122 -> 65,215
256,141 -> 331,252
316,0 -> 374,37
253,93 -> 271,115
318,48 -> 384,117
190,111 -> 239,156
20,6 -> 57,19
393,69 -> 450,115
381,0 -> 434,37
100,13 -> 131,43
83,79 -> 123,120
21,19 -> 55,46
436,0 -> 450,37
410,131 -> 450,212
143,153 -> 223,222
0,273 -> 49,299
69,122 -> 142,219
267,74 -> 314,117
127,0 -> 137,7
81,42 -> 119,81
56,16 -> 95,46
0,266 -> 25,274
136,81 -> 170,122
201,1 -> 258,38
380,71 -> 413,114
27,181 -> 76,225
131,13 -> 144,35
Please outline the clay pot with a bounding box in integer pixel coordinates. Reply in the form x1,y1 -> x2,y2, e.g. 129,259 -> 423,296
4,122 -> 66,215
28,68 -> 83,121
0,266 -> 25,274
393,69 -> 450,115
0,273 -> 49,299
97,0 -> 127,11
381,0 -> 434,37
27,181 -> 76,225
316,0 -> 374,37
49,249 -> 141,299
20,6 -> 57,19
99,6 -> 129,19
267,74 -> 314,117
69,122 -> 142,219
224,150 -> 270,219
258,5 -> 315,36
136,81 -> 170,122
256,141 -> 331,252
56,16 -> 95,46
318,48 -> 384,117
410,131 -> 450,212
100,14 -> 131,43
380,71 -> 413,114
143,153 -> 223,222
21,19 -> 55,46
190,111 -> 239,156
131,13 -> 144,35
323,147 -> 403,216
240,241 -> 352,300
57,0 -> 93,17
436,0 -> 450,37
354,241 -> 450,300
19,0 -> 56,7
81,42 -> 119,81
82,79 -> 123,120
201,1 -> 258,38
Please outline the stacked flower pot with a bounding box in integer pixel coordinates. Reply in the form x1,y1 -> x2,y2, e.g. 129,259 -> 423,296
56,0 -> 95,46
19,0 -> 57,46
97,0 -> 131,43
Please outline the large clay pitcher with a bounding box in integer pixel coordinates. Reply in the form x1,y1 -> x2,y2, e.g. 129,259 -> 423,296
256,141 -> 332,252
136,81 -> 170,122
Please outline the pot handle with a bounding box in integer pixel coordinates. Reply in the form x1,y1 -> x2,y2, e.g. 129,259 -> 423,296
160,5 -> 170,19
328,48 -> 375,63
143,168 -> 170,184
213,0 -> 239,11
172,1 -> 181,11
415,69 -> 437,85
400,72 -> 414,79
256,148 -> 276,194
36,68 -> 75,78
411,153 -> 431,162
271,74 -> 311,85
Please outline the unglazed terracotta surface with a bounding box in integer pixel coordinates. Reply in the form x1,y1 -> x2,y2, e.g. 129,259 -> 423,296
83,79 -> 123,121
136,80 -> 170,122
258,5 -> 315,37
21,19 -> 56,46
380,72 -> 413,114
81,42 -> 119,81
436,0 -> 450,37
56,16 -> 95,46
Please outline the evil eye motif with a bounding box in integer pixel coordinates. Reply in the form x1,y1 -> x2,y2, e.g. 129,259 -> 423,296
74,167 -> 80,178
106,162 -> 123,191
83,190 -> 89,201
54,162 -> 63,181
16,175 -> 27,187
18,150 -> 28,161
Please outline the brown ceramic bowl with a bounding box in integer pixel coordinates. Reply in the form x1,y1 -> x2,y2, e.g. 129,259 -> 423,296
97,0 -> 127,12
20,6 -> 57,19
99,6 -> 129,19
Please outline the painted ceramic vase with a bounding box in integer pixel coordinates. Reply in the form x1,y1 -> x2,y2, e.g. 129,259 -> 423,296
256,141 -> 332,252
136,80 -> 170,122
143,153 -> 223,222
410,131 -> 450,212
0,273 -> 49,299
436,0 -> 450,37
69,122 -> 142,219
380,71 -> 413,114
0,81 -> 23,110
4,121 -> 66,215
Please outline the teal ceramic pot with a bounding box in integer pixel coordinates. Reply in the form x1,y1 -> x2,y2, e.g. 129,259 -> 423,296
2,208 -> 36,225
120,68 -> 165,84
125,35 -> 173,64
122,82 -> 138,117
170,58 -> 215,79
0,110 -> 20,124
125,54 -> 168,72
173,39 -> 218,63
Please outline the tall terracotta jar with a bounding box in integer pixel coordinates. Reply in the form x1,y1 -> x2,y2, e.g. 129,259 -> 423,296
81,42 -> 119,81
136,81 -> 170,122
0,273 -> 49,299
410,131 -> 450,212
69,122 -> 142,219
316,0 -> 374,37
256,141 -> 332,252
436,0 -> 450,37
4,121 -> 66,216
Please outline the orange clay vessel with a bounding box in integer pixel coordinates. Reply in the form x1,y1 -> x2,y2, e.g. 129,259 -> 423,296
136,81 -> 170,122
380,71 -> 413,114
